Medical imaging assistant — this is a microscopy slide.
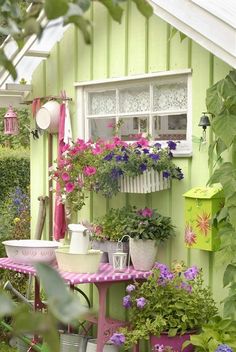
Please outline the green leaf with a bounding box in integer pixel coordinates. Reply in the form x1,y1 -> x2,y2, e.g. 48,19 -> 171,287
169,26 -> 178,41
0,292 -> 15,317
179,31 -> 187,42
206,81 -> 224,116
228,206 -> 236,229
44,0 -> 69,20
64,15 -> 91,44
132,0 -> 153,18
212,112 -> 236,147
24,18 -> 41,36
0,49 -> 17,80
223,264 -> 236,287
168,328 -> 178,337
99,0 -> 123,23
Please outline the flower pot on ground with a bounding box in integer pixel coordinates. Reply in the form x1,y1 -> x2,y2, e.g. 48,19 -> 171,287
50,137 -> 184,212
150,332 -> 194,352
129,238 -> 157,271
111,263 -> 217,351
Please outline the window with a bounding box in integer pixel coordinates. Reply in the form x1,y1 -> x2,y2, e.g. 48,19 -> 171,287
76,70 -> 192,156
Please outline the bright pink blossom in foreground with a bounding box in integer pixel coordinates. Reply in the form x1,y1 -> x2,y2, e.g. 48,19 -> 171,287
136,137 -> 149,147
83,166 -> 97,176
65,182 -> 75,193
92,145 -> 103,155
61,172 -> 70,182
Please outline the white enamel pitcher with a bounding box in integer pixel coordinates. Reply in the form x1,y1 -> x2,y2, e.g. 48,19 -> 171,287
68,224 -> 90,254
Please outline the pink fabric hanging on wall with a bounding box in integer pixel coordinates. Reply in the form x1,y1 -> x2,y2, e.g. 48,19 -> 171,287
53,103 -> 67,240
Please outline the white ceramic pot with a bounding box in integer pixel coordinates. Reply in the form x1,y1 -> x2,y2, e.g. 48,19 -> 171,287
68,224 -> 90,254
86,339 -> 118,352
130,238 -> 157,271
36,100 -> 60,134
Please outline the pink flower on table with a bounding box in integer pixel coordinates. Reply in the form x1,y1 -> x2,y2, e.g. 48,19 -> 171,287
139,207 -> 153,218
83,166 -> 97,176
65,182 -> 75,193
61,172 -> 70,182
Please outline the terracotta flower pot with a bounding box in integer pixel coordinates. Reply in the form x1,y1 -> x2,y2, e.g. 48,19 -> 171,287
150,332 -> 194,352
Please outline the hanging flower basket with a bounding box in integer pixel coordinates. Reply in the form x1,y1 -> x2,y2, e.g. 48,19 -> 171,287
119,170 -> 170,193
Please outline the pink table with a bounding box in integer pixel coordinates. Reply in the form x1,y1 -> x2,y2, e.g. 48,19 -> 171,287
0,258 -> 150,352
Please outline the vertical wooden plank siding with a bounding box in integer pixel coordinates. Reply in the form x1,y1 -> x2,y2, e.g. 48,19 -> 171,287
31,2 -> 231,344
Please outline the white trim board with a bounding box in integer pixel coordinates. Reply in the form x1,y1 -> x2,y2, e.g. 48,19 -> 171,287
149,0 -> 236,68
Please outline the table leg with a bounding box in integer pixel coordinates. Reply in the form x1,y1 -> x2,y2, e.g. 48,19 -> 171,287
133,343 -> 140,352
95,282 -> 111,352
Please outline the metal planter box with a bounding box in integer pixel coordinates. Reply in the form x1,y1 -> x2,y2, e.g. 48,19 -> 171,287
183,186 -> 224,251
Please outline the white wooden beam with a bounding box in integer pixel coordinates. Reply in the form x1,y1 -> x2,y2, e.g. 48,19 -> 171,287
6,83 -> 32,92
25,50 -> 49,58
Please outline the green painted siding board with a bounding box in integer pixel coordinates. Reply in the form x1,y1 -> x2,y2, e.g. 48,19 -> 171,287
169,34 -> 189,70
127,2 -> 146,75
148,16 -> 168,72
45,45 -> 59,95
93,2 -> 108,79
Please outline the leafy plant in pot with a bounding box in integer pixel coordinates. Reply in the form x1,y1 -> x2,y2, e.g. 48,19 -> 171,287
89,206 -> 174,268
110,262 -> 217,351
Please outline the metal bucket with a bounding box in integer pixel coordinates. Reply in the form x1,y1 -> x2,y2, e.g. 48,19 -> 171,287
60,333 -> 88,352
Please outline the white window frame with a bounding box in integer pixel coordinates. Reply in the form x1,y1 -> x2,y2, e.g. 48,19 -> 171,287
75,69 -> 192,157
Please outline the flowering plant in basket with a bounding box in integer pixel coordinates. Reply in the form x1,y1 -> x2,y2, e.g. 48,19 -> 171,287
110,262 -> 217,350
90,206 -> 175,243
49,137 -> 184,211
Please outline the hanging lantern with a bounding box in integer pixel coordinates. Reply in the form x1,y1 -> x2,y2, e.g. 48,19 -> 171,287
112,251 -> 128,272
4,106 -> 19,135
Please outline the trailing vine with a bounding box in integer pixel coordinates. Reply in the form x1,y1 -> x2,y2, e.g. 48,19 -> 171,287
206,69 -> 236,316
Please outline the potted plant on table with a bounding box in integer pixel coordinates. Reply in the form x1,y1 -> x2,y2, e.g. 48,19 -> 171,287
89,206 -> 174,269
110,262 -> 217,351
50,137 -> 184,212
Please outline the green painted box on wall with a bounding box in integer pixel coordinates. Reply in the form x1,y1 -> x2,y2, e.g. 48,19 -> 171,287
183,186 -> 224,251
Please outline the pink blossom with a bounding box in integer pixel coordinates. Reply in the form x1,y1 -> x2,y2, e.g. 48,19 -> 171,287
136,137 -> 149,147
105,143 -> 115,150
83,166 -> 97,176
140,207 -> 153,218
61,172 -> 70,182
61,143 -> 70,153
107,122 -> 115,129
65,182 -> 75,193
92,145 -> 103,155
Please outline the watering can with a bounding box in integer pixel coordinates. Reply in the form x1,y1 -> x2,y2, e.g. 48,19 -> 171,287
68,224 -> 90,254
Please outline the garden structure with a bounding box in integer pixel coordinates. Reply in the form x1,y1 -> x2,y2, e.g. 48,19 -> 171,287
0,1 -> 235,351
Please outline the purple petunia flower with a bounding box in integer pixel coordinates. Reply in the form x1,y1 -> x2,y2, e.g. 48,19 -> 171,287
140,163 -> 147,172
163,171 -> 170,178
154,142 -> 162,149
155,262 -> 174,281
149,153 -> 160,161
123,295 -> 132,308
126,284 -> 135,293
103,152 -> 114,161
123,153 -> 129,162
142,148 -> 150,154
167,141 -> 177,150
215,344 -> 233,352
110,333 -> 126,346
176,167 -> 184,180
111,168 -> 123,179
115,155 -> 123,162
135,149 -> 141,155
184,266 -> 199,280
136,297 -> 147,308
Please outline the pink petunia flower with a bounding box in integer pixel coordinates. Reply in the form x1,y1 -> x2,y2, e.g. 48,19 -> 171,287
61,172 -> 70,182
140,207 -> 153,218
92,145 -> 103,155
83,166 -> 97,176
136,137 -> 149,147
65,182 -> 75,193
107,122 -> 115,129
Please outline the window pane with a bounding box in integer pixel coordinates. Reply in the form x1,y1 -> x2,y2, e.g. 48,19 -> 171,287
89,118 -> 116,140
152,114 -> 187,140
120,116 -> 148,141
153,83 -> 187,111
88,90 -> 116,115
119,86 -> 150,113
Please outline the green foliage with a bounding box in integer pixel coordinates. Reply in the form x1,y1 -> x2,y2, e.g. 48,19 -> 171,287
0,263 -> 89,352
117,263 -> 217,350
90,206 -> 175,242
0,108 -> 31,149
207,69 -> 236,316
0,0 -> 153,79
50,137 -> 183,212
183,316 -> 236,351
0,147 -> 29,204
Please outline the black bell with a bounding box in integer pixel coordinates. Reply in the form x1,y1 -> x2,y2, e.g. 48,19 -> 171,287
198,113 -> 211,130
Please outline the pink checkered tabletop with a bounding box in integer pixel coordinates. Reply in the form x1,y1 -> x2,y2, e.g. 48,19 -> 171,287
0,258 -> 151,285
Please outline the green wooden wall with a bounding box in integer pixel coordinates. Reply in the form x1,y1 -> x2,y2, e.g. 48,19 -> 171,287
31,2 -> 231,348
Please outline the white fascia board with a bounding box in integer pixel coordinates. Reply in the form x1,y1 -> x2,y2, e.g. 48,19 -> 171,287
149,0 -> 236,68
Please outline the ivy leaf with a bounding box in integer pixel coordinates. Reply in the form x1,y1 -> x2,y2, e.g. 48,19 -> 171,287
206,81 -> 224,116
99,0 -> 123,23
44,0 -> 69,20
223,264 -> 236,287
64,15 -> 91,44
132,0 -> 153,18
